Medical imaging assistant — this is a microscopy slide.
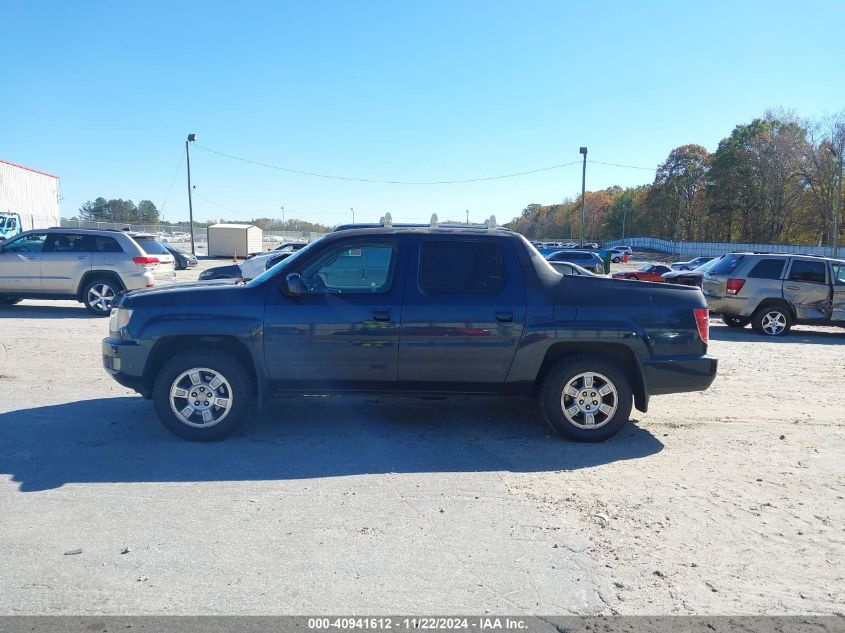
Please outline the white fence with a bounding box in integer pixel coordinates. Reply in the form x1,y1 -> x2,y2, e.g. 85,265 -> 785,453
603,236 -> 837,259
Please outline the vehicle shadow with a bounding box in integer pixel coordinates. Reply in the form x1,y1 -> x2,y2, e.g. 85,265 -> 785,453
0,303 -> 93,319
0,396 -> 663,492
710,323 -> 845,345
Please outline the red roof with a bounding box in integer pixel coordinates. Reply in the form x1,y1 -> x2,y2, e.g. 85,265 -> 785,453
0,158 -> 59,179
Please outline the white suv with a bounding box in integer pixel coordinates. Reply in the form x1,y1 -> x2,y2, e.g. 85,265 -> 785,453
0,228 -> 176,314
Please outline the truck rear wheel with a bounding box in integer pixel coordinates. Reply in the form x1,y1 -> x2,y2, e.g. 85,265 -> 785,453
539,355 -> 633,442
153,350 -> 255,441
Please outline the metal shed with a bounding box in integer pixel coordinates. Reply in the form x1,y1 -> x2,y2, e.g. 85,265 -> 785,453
207,223 -> 263,258
0,158 -> 61,230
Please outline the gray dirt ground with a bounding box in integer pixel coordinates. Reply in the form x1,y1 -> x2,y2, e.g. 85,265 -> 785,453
0,259 -> 843,615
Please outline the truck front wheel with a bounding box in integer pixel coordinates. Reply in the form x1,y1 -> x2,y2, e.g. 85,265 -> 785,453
539,355 -> 633,442
152,350 -> 255,441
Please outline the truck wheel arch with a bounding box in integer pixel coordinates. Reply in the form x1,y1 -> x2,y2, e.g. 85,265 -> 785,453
142,335 -> 260,401
534,342 -> 648,413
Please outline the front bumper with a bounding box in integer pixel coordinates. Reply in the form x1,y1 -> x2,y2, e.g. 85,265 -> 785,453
644,355 -> 718,395
102,337 -> 151,397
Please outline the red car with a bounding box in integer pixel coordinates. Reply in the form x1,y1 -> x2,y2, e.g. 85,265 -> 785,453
612,263 -> 672,282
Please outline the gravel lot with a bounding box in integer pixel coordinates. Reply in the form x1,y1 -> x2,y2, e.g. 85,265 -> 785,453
0,258 -> 843,615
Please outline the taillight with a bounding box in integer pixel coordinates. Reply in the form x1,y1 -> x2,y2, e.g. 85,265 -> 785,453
726,278 -> 745,295
694,308 -> 709,344
132,256 -> 160,265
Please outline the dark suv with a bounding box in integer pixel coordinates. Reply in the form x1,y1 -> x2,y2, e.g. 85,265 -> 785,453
103,222 -> 716,442
702,252 -> 845,336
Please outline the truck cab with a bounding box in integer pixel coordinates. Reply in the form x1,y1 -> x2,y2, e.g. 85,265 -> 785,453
0,213 -> 22,241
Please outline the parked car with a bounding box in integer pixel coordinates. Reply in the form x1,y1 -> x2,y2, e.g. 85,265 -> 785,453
546,250 -> 605,274
246,242 -> 307,260
702,253 -> 845,336
198,249 -> 298,281
0,228 -> 175,314
103,223 -> 716,442
612,263 -> 672,282
671,256 -> 714,271
609,248 -> 629,263
166,247 -> 198,270
661,256 -> 723,288
610,245 -> 632,255
549,261 -> 596,276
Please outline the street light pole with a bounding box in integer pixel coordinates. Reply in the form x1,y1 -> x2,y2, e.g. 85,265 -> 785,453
351,207 -> 355,223
280,206 -> 285,224
466,209 -> 469,225
186,133 -> 197,256
579,147 -> 588,247
621,200 -> 628,243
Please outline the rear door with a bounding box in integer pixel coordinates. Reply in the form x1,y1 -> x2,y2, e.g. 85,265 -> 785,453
41,232 -> 92,293
398,237 -> 526,391
0,232 -> 48,292
783,258 -> 831,320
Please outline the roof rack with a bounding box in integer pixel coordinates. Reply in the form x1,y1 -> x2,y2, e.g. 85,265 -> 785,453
332,214 -> 509,233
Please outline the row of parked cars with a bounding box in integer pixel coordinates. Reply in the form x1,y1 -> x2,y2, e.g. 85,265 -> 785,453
541,246 -> 845,338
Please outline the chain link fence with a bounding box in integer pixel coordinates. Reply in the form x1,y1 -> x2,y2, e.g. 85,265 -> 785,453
58,219 -> 324,256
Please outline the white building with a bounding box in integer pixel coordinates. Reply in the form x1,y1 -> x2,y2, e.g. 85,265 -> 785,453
207,223 -> 264,258
0,158 -> 61,230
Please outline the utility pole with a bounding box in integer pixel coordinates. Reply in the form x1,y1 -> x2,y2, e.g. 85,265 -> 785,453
466,209 -> 469,225
621,200 -> 629,243
833,139 -> 843,259
351,207 -> 355,223
185,134 -> 197,255
280,206 -> 285,224
579,147 -> 588,247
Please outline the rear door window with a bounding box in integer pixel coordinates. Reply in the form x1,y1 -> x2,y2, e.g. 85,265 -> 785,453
832,264 -> 845,286
788,259 -> 827,284
420,240 -> 507,296
747,258 -> 786,279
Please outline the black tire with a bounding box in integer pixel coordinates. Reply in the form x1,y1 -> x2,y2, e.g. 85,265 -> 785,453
152,350 -> 255,441
721,314 -> 750,328
751,303 -> 792,337
539,355 -> 633,442
611,256 -> 621,263
81,277 -> 122,316
0,297 -> 21,306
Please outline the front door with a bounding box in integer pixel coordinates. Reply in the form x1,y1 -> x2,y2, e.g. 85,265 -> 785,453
399,238 -> 526,391
783,258 -> 831,320
0,232 -> 48,292
40,233 -> 92,294
263,237 -> 404,390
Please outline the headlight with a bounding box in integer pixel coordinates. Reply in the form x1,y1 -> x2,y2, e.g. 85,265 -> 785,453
109,307 -> 133,332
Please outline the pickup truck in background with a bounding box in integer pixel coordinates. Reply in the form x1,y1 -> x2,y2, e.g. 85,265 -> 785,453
103,221 -> 717,442
0,212 -> 22,241
702,252 -> 845,336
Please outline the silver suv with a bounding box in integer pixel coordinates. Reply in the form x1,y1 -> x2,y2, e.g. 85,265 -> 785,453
0,228 -> 176,315
702,252 -> 845,336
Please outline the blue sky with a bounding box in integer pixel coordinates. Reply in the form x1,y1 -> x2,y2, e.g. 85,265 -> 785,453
2,0 -> 844,226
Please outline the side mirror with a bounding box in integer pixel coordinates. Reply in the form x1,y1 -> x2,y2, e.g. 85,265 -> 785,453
282,272 -> 304,297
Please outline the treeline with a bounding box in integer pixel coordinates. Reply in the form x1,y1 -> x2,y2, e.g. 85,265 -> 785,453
508,111 -> 845,245
79,198 -> 161,224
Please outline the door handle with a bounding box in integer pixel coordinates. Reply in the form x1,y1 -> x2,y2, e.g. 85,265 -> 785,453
372,310 -> 391,322
785,285 -> 800,290
495,311 -> 514,323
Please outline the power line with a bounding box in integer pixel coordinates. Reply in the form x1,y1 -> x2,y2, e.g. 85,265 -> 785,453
588,159 -> 656,171
194,144 -> 582,185
158,147 -> 186,218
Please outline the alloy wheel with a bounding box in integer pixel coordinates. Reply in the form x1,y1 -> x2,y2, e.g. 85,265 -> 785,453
560,372 -> 619,429
169,367 -> 234,428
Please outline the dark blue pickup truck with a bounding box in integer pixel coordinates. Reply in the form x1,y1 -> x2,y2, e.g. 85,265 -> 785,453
103,222 -> 717,442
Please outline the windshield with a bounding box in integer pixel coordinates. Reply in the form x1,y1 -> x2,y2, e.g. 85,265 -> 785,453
245,238 -> 324,286
695,256 -> 723,272
0,217 -> 6,228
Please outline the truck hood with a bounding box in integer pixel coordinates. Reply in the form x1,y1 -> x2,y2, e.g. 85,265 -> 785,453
114,279 -> 243,308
